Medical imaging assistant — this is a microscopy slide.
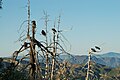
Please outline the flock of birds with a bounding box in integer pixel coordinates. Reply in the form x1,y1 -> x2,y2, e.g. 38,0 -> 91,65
41,28 -> 57,36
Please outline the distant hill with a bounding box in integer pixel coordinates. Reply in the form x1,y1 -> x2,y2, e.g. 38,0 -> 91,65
94,52 -> 120,67
60,52 -> 120,68
1,56 -> 120,80
98,52 -> 120,58
2,52 -> 120,68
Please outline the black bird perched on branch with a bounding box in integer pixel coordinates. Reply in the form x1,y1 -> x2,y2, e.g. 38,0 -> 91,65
95,46 -> 100,50
52,28 -> 57,33
24,42 -> 28,49
91,48 -> 97,52
0,0 -> 2,9
32,21 -> 36,28
41,30 -> 46,36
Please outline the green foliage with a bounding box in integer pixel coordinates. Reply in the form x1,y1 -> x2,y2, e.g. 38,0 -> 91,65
0,63 -> 28,80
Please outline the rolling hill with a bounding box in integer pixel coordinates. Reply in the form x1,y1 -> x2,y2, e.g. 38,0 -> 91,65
61,52 -> 120,68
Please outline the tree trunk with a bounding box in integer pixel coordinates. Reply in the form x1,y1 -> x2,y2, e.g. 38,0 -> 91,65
86,51 -> 91,80
51,31 -> 56,80
29,21 -> 36,80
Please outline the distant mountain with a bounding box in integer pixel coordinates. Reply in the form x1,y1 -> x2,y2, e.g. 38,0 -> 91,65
99,52 -> 120,58
60,52 -> 120,68
96,52 -> 120,67
5,52 -> 120,68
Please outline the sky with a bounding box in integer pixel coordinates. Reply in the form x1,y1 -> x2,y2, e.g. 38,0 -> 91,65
0,0 -> 120,57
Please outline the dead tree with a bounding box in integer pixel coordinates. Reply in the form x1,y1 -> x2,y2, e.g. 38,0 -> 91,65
50,27 -> 57,80
43,12 -> 49,79
85,49 -> 91,80
12,1 -> 72,80
29,21 -> 36,80
12,0 -> 41,79
86,46 -> 101,80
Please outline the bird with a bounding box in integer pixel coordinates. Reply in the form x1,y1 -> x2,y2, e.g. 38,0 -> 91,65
32,21 -> 36,25
52,28 -> 57,33
32,21 -> 36,28
41,30 -> 46,36
91,48 -> 97,52
24,42 -> 28,49
95,46 -> 100,50
0,0 -> 2,9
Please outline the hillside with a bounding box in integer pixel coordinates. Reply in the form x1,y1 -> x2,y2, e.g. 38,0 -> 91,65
0,57 -> 120,80
61,52 -> 120,68
99,52 -> 120,58
1,52 -> 120,80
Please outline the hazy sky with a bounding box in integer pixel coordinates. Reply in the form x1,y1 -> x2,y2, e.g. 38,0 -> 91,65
0,0 -> 120,57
